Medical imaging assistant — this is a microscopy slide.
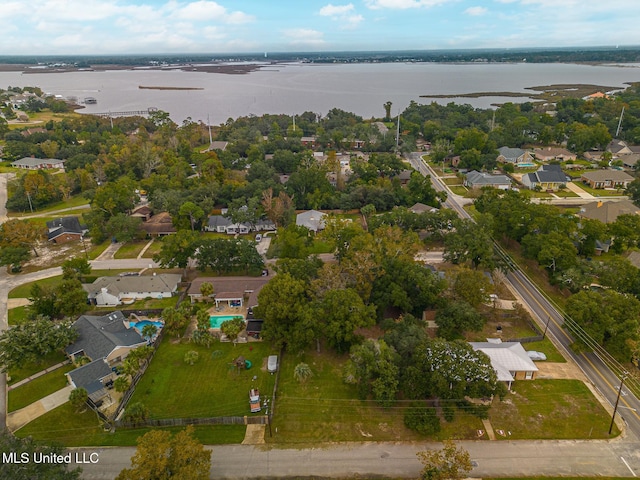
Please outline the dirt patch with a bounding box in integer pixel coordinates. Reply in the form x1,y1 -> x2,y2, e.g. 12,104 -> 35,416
535,361 -> 587,381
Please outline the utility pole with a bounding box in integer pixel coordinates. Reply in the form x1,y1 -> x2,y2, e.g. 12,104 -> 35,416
609,373 -> 627,435
542,317 -> 551,339
396,112 -> 401,152
616,106 -> 625,138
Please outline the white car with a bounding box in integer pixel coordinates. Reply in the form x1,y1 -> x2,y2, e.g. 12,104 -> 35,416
527,351 -> 547,361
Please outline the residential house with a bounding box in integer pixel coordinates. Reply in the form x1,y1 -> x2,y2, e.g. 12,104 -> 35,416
140,212 -> 177,237
296,209 -> 327,232
464,170 -> 512,190
607,139 -> 633,156
521,164 -> 569,191
470,341 -> 539,390
394,170 -> 413,186
83,274 -> 182,306
578,200 -> 640,224
200,141 -> 228,153
187,276 -> 269,307
46,216 -> 87,244
203,215 -> 251,234
11,157 -> 66,170
581,170 -> 634,189
533,147 -> 576,162
65,311 -> 147,403
620,154 -> 640,169
409,202 -> 439,214
496,147 -> 534,165
130,205 -> 153,222
300,136 -> 317,148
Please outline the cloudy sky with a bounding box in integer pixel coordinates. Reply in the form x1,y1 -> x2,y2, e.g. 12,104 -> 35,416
2,0 -> 639,55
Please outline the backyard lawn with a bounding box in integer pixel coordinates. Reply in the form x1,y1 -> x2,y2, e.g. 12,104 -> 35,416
128,339 -> 278,419
8,364 -> 75,412
15,403 -> 245,446
114,241 -> 150,259
7,305 -> 28,325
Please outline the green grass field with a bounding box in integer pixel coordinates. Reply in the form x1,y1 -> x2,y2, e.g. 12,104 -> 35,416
128,340 -> 277,419
8,364 -> 75,412
7,305 -> 28,325
114,241 -> 150,259
15,403 -> 246,446
8,269 -> 133,298
8,351 -> 68,386
489,379 -> 618,439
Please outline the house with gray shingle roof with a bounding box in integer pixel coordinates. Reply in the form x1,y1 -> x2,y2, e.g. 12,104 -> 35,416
464,170 -> 512,190
521,164 -> 569,191
65,311 -> 146,364
470,341 -> 538,390
496,147 -> 533,165
83,274 -> 182,307
65,311 -> 148,404
11,157 -> 66,170
296,210 -> 327,232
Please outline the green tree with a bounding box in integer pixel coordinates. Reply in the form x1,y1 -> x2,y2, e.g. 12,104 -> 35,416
62,257 -> 92,280
114,376 -> 130,393
184,350 -> 200,365
105,213 -> 142,242
344,339 -> 399,406
56,278 -> 89,318
435,301 -> 484,340
141,323 -> 158,341
116,426 -> 211,480
312,288 -> 376,353
0,245 -> 30,272
161,306 -> 191,338
404,405 -> 441,435
122,402 -> 150,426
443,219 -> 494,269
0,317 -> 77,372
565,289 -> 640,362
154,230 -> 200,269
294,362 -> 314,383
449,267 -> 492,307
199,281 -> 214,299
254,273 -> 313,353
220,317 -> 245,343
177,201 -> 205,231
69,387 -> 88,413
0,429 -> 81,479
417,440 -> 473,480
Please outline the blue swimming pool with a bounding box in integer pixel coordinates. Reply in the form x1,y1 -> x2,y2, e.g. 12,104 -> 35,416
129,320 -> 164,335
210,315 -> 245,329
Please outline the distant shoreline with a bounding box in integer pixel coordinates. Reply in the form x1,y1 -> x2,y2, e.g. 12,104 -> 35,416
138,85 -> 204,90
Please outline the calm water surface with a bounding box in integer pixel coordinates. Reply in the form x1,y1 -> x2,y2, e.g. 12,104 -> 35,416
2,62 -> 640,124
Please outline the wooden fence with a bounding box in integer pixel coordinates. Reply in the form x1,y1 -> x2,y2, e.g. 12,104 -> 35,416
115,415 -> 268,429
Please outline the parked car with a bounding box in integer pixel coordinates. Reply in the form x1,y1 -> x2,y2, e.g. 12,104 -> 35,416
267,355 -> 278,373
527,351 -> 547,361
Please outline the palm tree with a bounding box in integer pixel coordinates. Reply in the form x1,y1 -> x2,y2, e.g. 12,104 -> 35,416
293,362 -> 313,383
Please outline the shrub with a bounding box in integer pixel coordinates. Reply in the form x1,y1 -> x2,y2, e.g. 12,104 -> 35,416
404,405 -> 441,435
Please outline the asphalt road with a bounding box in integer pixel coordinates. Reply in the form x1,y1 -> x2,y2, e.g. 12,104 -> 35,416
74,439 -> 640,479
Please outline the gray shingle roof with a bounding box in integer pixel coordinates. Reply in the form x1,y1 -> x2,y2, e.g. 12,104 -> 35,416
65,311 -> 144,360
497,147 -> 526,160
67,359 -> 113,392
465,170 -> 511,186
82,274 -> 181,299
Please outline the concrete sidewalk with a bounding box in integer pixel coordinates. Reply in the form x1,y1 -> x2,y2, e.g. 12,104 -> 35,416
7,385 -> 74,432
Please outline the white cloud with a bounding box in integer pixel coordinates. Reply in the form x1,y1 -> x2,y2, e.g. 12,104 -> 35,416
464,6 -> 487,15
172,1 -> 254,24
319,3 -> 363,28
282,28 -> 326,47
319,3 -> 355,16
364,0 -> 449,9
